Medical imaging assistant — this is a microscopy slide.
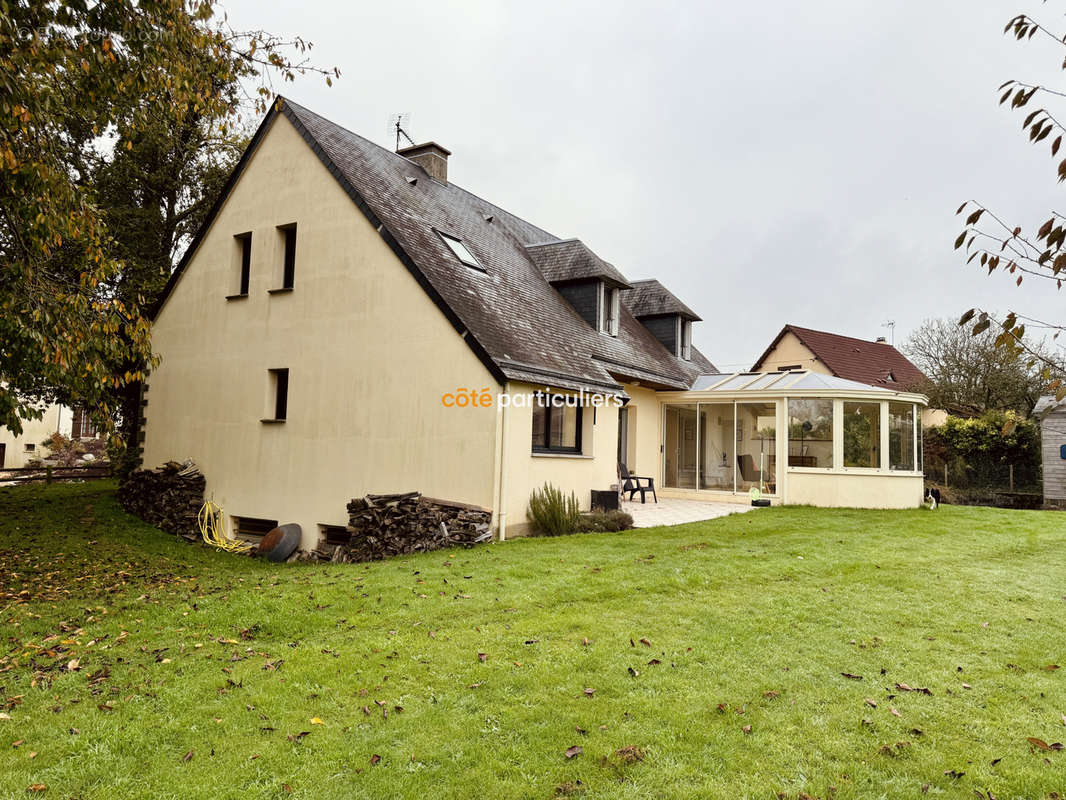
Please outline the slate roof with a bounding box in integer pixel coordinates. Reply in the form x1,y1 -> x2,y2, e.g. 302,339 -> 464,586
624,280 -> 702,321
157,97 -> 716,393
752,324 -> 925,389
525,239 -> 632,288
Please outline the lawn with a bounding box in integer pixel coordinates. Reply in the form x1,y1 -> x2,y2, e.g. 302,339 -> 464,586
1,483 -> 1065,799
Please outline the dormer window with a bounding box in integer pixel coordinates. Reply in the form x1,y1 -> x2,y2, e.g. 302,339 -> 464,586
600,284 -> 620,336
438,231 -> 483,271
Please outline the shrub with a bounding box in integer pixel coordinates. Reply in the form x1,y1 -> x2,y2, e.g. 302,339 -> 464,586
574,509 -> 634,533
527,483 -> 580,536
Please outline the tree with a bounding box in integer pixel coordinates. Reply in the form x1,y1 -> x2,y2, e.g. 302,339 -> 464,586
952,10 -> 1066,396
0,0 -> 338,440
902,316 -> 1057,415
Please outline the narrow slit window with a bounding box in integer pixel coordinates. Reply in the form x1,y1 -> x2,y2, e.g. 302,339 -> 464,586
601,285 -> 620,336
233,232 -> 251,297
277,224 -> 297,289
265,368 -> 289,422
437,231 -> 483,270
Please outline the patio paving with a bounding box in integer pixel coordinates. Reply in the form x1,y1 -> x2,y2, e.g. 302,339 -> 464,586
621,496 -> 758,528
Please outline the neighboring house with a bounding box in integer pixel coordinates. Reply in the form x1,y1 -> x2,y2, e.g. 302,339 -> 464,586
1034,395 -> 1066,506
141,98 -> 928,549
752,324 -> 946,427
0,404 -> 96,469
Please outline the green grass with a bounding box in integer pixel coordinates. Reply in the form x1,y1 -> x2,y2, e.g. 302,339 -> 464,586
2,483 -> 1066,799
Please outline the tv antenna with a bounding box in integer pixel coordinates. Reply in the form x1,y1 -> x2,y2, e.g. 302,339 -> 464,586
882,319 -> 896,345
388,113 -> 415,151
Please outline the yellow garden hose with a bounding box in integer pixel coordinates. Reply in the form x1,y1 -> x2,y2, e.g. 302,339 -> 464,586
198,499 -> 252,553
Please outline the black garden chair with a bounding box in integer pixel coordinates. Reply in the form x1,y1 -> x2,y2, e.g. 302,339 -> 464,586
619,462 -> 658,504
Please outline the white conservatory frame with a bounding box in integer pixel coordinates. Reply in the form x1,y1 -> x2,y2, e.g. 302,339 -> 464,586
655,370 -> 928,508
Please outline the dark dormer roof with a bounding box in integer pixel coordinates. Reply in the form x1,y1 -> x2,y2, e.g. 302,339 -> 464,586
155,98 -> 716,393
525,239 -> 632,289
623,279 -> 702,321
752,324 -> 926,389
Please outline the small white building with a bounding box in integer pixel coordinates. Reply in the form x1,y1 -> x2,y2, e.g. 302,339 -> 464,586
0,403 -> 97,469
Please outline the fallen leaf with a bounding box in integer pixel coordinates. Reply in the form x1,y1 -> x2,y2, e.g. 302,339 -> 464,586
11,740 -> 23,748
27,784 -> 46,793
582,637 -> 590,646
583,688 -> 595,697
616,745 -> 645,763
944,769 -> 965,779
310,717 -> 324,725
627,667 -> 639,678
182,750 -> 194,762
575,726 -> 587,735
565,745 -> 583,758
648,659 -> 661,666
286,731 -> 310,742
864,698 -> 877,708
639,638 -> 651,647
841,672 -> 863,680
961,683 -> 972,690
1028,737 -> 1052,751
742,725 -> 752,734
369,754 -> 381,765
763,690 -> 779,699
65,659 -> 79,672
890,707 -> 901,717
477,653 -> 487,662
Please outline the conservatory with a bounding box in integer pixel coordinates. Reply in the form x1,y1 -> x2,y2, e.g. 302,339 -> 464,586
654,370 -> 928,508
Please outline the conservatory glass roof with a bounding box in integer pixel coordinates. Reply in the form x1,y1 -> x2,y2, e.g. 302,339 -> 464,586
687,370 -> 924,397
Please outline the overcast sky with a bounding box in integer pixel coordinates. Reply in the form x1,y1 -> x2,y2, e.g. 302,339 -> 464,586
226,0 -> 1064,370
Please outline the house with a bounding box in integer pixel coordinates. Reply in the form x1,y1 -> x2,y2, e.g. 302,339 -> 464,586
141,98 -> 928,549
753,324 -> 945,427
1034,395 -> 1066,507
0,403 -> 97,469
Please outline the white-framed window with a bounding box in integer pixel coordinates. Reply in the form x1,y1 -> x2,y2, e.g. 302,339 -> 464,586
680,320 -> 692,360
599,284 -> 620,336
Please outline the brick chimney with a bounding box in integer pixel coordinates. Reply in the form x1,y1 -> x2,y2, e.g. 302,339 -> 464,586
397,141 -> 451,183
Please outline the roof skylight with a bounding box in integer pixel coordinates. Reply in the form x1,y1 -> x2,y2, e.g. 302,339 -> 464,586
438,231 -> 483,270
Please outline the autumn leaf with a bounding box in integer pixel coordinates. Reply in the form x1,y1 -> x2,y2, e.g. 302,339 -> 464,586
564,745 -> 583,758
310,717 -> 324,725
369,754 -> 381,765
27,784 -> 47,793
841,672 -> 863,680
182,750 -> 194,762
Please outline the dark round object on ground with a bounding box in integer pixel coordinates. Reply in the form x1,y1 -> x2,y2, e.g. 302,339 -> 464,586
259,523 -> 302,562
751,498 -> 771,507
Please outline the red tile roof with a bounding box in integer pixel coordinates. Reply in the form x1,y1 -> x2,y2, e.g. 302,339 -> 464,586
752,324 -> 926,389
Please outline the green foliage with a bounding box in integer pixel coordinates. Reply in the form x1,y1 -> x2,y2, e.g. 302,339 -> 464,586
0,0 -> 338,443
574,509 -> 634,533
925,410 -> 1041,489
527,482 -> 580,536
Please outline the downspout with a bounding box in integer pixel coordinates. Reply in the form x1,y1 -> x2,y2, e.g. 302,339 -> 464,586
494,391 -> 509,541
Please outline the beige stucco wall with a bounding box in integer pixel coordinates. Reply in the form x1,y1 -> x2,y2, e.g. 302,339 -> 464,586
0,403 -> 72,469
497,382 -> 622,537
625,384 -> 664,480
143,114 -> 500,550
786,470 -> 923,508
757,332 -> 829,374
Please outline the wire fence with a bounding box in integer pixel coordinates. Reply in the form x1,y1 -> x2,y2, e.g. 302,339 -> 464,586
923,458 -> 1043,508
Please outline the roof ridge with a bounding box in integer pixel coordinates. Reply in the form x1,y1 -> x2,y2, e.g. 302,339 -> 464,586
787,323 -> 898,348
282,97 -> 562,245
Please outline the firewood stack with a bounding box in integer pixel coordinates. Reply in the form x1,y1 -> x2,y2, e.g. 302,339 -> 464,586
320,492 -> 492,562
118,460 -> 206,542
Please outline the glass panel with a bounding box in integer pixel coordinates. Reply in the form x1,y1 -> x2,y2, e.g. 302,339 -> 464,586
550,404 -> 579,449
787,398 -> 833,468
707,373 -> 762,391
889,402 -> 915,471
918,408 -> 924,471
663,404 -> 698,489
532,404 -> 546,449
843,401 -> 881,468
736,402 -> 777,494
698,403 -> 735,490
